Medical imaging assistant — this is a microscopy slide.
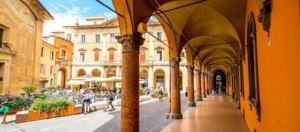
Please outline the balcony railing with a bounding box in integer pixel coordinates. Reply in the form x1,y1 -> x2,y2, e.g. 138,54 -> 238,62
55,59 -> 71,65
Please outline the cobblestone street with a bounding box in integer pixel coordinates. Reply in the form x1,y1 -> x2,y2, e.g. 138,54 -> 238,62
0,93 -> 189,132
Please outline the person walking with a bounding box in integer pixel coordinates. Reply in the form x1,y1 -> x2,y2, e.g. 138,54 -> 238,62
0,92 -> 12,124
104,90 -> 114,112
185,86 -> 188,97
110,90 -> 115,110
82,88 -> 91,115
159,89 -> 164,102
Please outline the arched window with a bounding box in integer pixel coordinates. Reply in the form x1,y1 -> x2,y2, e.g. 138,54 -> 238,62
247,12 -> 261,121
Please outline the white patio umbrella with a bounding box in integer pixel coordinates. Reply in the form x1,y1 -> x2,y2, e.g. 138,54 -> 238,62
98,76 -> 122,89
139,79 -> 146,84
66,80 -> 85,85
83,77 -> 106,82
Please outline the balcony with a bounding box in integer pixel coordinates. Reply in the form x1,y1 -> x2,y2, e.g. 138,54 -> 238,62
55,59 -> 71,65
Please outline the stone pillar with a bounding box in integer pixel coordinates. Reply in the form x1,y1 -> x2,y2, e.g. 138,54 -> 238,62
102,33 -> 107,61
148,66 -> 153,88
149,32 -> 154,61
195,69 -> 203,101
202,72 -> 207,98
116,33 -> 144,132
187,65 -> 196,107
170,57 -> 182,119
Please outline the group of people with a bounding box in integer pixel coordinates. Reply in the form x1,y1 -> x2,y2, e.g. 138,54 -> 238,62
144,88 -> 168,100
81,87 -> 120,114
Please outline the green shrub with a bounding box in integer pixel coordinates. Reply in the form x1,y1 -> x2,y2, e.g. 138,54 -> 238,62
0,93 -> 5,98
139,86 -> 145,94
20,87 -> 37,94
50,86 -> 58,91
101,85 -> 107,90
30,97 -> 73,115
40,88 -> 47,94
11,97 -> 26,109
155,89 -> 160,94
34,94 -> 47,100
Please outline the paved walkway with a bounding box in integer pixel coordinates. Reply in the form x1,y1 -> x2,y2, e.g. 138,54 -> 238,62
161,94 -> 249,132
0,93 -> 249,132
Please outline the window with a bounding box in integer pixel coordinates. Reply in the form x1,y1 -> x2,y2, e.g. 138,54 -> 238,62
109,51 -> 114,61
67,34 -> 72,41
142,33 -> 146,38
61,49 -> 67,60
156,51 -> 163,61
81,35 -> 86,43
40,64 -> 43,73
110,34 -> 115,42
157,32 -> 162,40
50,51 -> 54,60
95,34 -> 100,43
41,47 -> 44,57
80,52 -> 85,62
50,79 -> 53,86
0,28 -> 3,48
50,66 -> 54,74
43,64 -> 46,74
140,51 -> 146,61
94,51 -> 99,61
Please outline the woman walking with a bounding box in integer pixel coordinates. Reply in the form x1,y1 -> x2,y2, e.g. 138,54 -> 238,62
0,92 -> 12,124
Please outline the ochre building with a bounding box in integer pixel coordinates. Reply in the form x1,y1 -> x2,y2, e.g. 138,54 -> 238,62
0,0 -> 53,95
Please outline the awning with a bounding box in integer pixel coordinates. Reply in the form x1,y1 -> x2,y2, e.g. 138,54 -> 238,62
66,80 -> 85,85
97,77 -> 122,83
139,79 -> 146,84
83,77 -> 106,82
39,77 -> 49,82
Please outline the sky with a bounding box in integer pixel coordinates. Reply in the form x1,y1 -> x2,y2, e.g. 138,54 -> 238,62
40,0 -> 116,36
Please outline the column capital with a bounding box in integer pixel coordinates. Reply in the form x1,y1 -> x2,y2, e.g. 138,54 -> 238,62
170,57 -> 181,67
195,69 -> 201,75
116,33 -> 145,52
186,65 -> 195,72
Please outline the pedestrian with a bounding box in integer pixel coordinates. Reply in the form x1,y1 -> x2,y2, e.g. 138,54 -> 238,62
75,86 -> 78,92
104,90 -> 114,112
164,88 -> 168,98
110,90 -> 115,110
185,86 -> 188,97
0,92 -> 12,124
82,88 -> 91,114
159,89 -> 163,102
116,88 -> 121,99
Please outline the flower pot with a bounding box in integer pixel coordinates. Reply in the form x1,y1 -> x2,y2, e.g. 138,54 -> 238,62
7,108 -> 23,115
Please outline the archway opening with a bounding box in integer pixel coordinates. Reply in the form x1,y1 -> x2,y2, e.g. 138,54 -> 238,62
106,69 -> 116,88
213,70 -> 226,94
77,69 -> 86,77
140,69 -> 148,88
154,69 -> 165,89
91,69 -> 101,77
57,68 -> 67,89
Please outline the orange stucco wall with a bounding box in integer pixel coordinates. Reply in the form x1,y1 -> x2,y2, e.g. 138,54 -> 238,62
54,37 -> 73,62
240,0 -> 300,132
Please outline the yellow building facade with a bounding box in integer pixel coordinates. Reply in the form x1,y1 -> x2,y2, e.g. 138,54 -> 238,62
39,41 -> 58,88
0,0 -> 53,95
60,17 -> 189,90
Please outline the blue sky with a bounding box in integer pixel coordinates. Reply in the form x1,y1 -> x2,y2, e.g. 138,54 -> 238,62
40,0 -> 116,36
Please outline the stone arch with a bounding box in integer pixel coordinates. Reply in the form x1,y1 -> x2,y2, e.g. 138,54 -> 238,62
153,69 -> 165,89
91,69 -> 101,77
57,68 -> 67,88
77,69 -> 86,77
140,69 -> 148,88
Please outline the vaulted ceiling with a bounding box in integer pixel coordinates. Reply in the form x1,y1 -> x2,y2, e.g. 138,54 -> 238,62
112,0 -> 249,73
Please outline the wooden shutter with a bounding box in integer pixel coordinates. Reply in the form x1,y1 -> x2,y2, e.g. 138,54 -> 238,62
43,64 -> 46,74
94,52 -> 99,61
109,51 -> 114,61
140,51 -> 146,60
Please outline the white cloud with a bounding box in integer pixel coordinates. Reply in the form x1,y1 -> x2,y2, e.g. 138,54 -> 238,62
103,12 -> 117,19
43,6 -> 91,36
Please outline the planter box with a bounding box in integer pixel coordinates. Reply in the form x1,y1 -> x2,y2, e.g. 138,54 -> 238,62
154,93 -> 165,98
7,108 -> 23,115
139,93 -> 145,96
17,106 -> 75,123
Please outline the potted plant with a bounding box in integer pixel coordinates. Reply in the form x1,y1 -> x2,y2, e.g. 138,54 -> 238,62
139,86 -> 145,96
40,88 -> 47,94
7,96 -> 26,114
20,87 -> 37,96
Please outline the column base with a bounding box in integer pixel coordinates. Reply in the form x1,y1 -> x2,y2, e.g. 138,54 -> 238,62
196,97 -> 203,101
170,113 -> 182,119
187,102 -> 196,107
203,94 -> 207,98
